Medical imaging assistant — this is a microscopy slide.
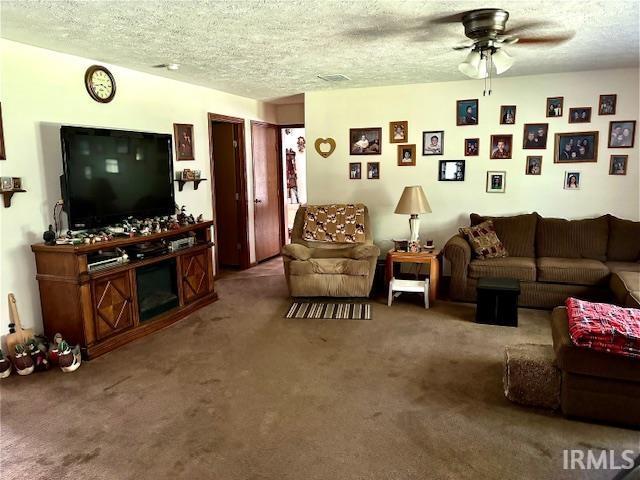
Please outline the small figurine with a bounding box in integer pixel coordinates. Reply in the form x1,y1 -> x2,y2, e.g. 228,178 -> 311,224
43,225 -> 57,246
13,344 -> 34,376
26,338 -> 49,371
187,214 -> 195,225
57,340 -> 81,372
48,333 -> 63,364
196,214 -> 203,223
0,349 -> 12,378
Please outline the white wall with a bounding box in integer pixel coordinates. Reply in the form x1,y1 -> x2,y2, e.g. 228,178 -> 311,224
276,103 -> 304,125
0,39 -> 276,333
305,69 -> 639,253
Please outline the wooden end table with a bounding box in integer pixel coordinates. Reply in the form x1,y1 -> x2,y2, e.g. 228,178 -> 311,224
385,249 -> 441,305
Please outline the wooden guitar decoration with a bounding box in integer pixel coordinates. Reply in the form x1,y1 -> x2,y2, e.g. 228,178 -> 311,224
314,138 -> 336,158
6,293 -> 34,356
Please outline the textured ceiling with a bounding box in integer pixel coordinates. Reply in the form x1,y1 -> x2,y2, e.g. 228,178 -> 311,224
1,0 -> 638,101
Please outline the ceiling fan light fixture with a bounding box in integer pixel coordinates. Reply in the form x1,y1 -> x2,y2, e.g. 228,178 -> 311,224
458,50 -> 488,79
491,49 -> 514,74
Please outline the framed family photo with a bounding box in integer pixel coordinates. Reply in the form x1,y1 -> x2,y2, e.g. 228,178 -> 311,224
397,144 -> 416,166
522,123 -> 548,149
568,107 -> 592,124
500,105 -> 516,124
609,155 -> 628,175
564,171 -> 581,190
174,123 -> 194,161
598,94 -> 617,115
490,134 -> 512,159
349,162 -> 361,179
546,97 -> 564,117
486,171 -> 506,193
389,121 -> 408,143
456,99 -> 478,126
350,128 -> 382,155
525,156 -> 543,175
554,131 -> 599,163
422,131 -> 443,155
608,121 -> 636,148
367,162 -> 380,179
438,160 -> 465,181
464,138 -> 479,156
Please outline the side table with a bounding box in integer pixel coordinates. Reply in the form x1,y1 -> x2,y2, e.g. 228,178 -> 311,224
385,249 -> 441,305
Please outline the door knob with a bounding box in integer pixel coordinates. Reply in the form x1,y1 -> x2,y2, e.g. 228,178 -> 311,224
254,199 -> 263,203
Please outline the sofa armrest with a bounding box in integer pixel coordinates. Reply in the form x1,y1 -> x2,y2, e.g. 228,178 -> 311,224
351,244 -> 381,259
282,243 -> 312,261
443,234 -> 472,300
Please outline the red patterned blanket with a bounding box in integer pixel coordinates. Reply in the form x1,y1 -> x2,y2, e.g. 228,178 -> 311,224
566,297 -> 640,359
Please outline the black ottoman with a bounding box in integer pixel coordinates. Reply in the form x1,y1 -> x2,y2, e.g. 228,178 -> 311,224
476,277 -> 520,327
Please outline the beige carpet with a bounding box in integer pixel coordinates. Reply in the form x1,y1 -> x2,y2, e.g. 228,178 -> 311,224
1,259 -> 637,480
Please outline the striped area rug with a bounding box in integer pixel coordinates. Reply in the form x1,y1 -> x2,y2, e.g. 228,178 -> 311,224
286,302 -> 371,320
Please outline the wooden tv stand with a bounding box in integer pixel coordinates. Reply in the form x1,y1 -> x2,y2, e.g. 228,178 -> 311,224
31,221 -> 217,359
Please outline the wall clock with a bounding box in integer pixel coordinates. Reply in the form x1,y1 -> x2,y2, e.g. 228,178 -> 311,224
84,65 -> 116,103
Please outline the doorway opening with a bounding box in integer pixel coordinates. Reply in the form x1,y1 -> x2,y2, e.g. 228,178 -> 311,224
208,113 -> 250,272
280,125 -> 306,243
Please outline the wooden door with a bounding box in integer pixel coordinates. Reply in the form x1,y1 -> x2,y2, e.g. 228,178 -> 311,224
180,250 -> 210,304
252,122 -> 282,262
92,271 -> 134,340
212,122 -> 241,267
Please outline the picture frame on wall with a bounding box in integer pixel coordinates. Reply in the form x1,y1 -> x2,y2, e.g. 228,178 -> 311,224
522,123 -> 548,149
486,171 -> 506,193
608,120 -> 636,148
598,94 -> 617,115
564,171 -> 581,190
546,96 -> 564,117
554,131 -> 599,163
173,123 -> 194,161
389,121 -> 408,143
456,99 -> 478,126
422,131 -> 444,155
464,138 -> 479,156
500,105 -> 516,125
367,162 -> 380,180
568,107 -> 592,124
0,102 -> 5,160
609,155 -> 628,175
525,156 -> 543,175
397,144 -> 416,166
349,162 -> 362,179
438,160 -> 465,181
490,134 -> 513,159
350,127 -> 382,155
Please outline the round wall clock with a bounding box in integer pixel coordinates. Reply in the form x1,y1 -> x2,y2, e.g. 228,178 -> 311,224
84,65 -> 116,103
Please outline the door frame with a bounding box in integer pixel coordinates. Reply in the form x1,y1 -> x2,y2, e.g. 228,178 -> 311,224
250,120 -> 285,260
208,112 -> 251,271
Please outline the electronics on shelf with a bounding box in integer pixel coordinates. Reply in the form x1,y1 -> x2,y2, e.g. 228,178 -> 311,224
168,236 -> 195,252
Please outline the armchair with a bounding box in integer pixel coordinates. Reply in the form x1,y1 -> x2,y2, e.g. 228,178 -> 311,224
282,205 -> 380,297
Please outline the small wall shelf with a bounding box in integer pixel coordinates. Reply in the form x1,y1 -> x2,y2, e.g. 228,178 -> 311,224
175,179 -> 207,192
1,189 -> 26,208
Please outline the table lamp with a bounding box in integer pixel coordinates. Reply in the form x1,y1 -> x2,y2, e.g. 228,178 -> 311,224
394,186 -> 431,244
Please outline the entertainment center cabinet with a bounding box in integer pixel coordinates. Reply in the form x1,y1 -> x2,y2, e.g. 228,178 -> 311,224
31,221 -> 217,359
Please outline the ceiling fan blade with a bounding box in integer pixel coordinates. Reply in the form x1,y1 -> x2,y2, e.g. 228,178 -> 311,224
514,33 -> 574,45
426,12 -> 467,24
503,21 -> 552,36
453,43 -> 473,51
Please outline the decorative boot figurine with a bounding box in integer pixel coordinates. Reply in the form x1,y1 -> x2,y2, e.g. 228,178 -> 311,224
27,338 -> 50,372
13,344 -> 34,376
0,349 -> 12,378
57,340 -> 81,373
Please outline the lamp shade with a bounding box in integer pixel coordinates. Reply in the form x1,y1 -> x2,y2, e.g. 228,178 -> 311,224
492,49 -> 514,75
458,50 -> 488,79
394,186 -> 431,215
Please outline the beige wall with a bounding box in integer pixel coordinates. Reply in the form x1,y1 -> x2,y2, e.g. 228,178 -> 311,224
276,103 -> 305,125
0,39 -> 276,333
305,69 -> 639,253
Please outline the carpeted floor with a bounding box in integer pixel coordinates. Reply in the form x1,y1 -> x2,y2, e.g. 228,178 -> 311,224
1,258 -> 638,479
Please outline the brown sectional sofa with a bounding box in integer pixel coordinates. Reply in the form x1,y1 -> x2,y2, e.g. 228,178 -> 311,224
444,213 -> 640,309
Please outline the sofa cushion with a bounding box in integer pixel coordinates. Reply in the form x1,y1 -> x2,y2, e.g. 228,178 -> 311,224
607,216 -> 640,261
459,220 -> 508,259
289,258 -> 370,276
610,272 -> 640,308
537,257 -> 609,285
551,307 -> 640,383
606,261 -> 640,274
470,213 -> 537,258
468,257 -> 536,282
302,204 -> 366,243
536,216 -> 609,261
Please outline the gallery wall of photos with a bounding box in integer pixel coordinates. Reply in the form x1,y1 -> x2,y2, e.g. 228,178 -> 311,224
344,94 -> 635,193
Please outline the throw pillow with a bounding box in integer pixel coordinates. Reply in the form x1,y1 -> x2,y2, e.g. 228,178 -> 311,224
459,220 -> 509,259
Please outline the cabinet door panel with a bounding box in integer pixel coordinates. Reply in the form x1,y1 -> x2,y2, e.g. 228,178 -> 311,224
92,271 -> 134,340
180,251 -> 210,304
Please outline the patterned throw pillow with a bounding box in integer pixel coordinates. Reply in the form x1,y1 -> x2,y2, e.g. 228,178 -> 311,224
303,204 -> 366,243
459,220 -> 508,259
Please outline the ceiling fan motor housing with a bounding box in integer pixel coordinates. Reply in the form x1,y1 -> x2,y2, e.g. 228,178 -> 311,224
462,8 -> 509,45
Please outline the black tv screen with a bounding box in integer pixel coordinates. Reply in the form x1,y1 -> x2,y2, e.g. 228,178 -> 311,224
61,126 -> 175,229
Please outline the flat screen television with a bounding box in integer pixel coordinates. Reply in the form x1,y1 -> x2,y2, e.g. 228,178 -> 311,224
60,126 -> 175,229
